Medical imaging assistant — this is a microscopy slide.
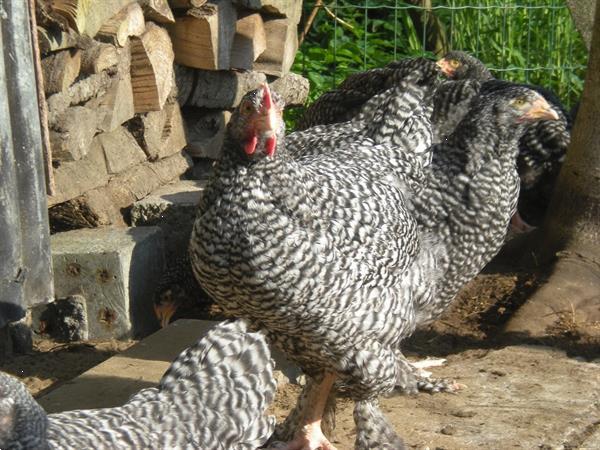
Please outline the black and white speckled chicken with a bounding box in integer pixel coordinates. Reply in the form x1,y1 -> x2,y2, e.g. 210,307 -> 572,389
435,55 -> 572,228
189,83 -> 557,449
0,320 -> 276,450
296,56 -> 441,131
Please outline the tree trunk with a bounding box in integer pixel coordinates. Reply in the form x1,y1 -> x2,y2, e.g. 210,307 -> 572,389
504,4 -> 600,337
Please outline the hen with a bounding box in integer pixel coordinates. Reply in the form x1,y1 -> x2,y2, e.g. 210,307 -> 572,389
0,320 -> 276,450
189,83 -> 557,449
435,55 -> 572,228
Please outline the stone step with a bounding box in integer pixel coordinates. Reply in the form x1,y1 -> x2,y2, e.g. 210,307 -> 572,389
33,226 -> 165,340
38,319 -> 299,414
130,179 -> 206,260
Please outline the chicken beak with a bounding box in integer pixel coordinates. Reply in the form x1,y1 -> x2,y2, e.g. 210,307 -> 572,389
523,97 -> 560,121
436,58 -> 454,77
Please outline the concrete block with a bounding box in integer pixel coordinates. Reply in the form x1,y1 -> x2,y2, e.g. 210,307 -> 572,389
38,319 -> 300,413
50,227 -> 165,339
130,180 -> 205,259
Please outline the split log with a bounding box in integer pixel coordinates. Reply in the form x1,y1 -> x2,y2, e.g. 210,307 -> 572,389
167,2 -> 236,70
138,0 -> 175,24
46,71 -> 112,126
184,69 -> 266,109
130,22 -> 174,112
137,100 -> 187,159
168,0 -> 207,8
97,2 -> 145,47
233,0 -> 302,23
49,152 -> 192,227
253,17 -> 298,77
48,138 -> 109,206
270,72 -> 309,107
41,48 -> 81,95
230,13 -> 266,69
49,106 -> 98,161
37,26 -> 78,54
50,0 -> 135,38
183,108 -> 230,159
80,41 -> 119,74
98,127 -> 147,174
86,71 -> 135,133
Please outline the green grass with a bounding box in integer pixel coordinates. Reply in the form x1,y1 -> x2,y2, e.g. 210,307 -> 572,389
288,1 -> 588,128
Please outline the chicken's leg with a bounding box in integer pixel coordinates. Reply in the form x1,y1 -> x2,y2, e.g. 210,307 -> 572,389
269,373 -> 338,450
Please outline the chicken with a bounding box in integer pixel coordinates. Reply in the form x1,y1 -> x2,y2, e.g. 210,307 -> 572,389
191,83 -> 436,449
0,320 -> 276,450
435,56 -> 571,229
153,254 -> 204,328
189,83 -> 557,449
296,56 -> 441,131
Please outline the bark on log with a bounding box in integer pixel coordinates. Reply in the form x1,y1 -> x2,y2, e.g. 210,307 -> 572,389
48,138 -> 109,206
270,72 -> 309,107
168,0 -> 207,8
183,108 -> 230,159
80,41 -> 119,74
41,48 -> 81,95
233,0 -> 302,23
49,106 -> 98,161
184,69 -> 266,109
46,70 -> 114,126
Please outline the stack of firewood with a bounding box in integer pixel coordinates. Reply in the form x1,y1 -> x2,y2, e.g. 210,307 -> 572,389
42,0 -> 308,230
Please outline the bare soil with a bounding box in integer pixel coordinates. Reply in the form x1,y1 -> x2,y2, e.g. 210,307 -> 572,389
2,263 -> 599,448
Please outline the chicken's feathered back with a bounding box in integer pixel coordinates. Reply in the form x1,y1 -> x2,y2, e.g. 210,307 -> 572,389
297,57 -> 440,130
0,320 -> 276,450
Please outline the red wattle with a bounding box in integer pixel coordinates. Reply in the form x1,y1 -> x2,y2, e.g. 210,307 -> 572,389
244,135 -> 258,155
265,136 -> 276,157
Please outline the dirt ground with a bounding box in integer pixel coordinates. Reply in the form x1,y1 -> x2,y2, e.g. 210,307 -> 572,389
2,261 -> 599,448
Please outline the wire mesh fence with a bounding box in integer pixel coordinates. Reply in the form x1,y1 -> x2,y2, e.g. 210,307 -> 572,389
293,0 -> 588,112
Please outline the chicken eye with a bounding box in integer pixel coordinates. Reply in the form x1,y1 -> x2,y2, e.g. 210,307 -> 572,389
450,59 -> 460,68
512,97 -> 527,107
241,101 -> 254,114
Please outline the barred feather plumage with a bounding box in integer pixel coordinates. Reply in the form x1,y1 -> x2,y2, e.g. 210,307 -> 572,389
0,320 -> 276,450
